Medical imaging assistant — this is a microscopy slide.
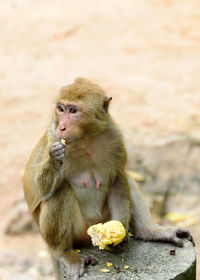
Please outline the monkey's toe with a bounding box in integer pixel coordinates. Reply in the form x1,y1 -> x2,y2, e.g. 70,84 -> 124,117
65,258 -> 86,279
171,236 -> 184,247
90,258 -> 97,266
175,228 -> 195,246
83,256 -> 97,266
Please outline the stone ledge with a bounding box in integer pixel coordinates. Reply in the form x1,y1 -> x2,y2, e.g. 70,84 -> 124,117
77,239 -> 196,280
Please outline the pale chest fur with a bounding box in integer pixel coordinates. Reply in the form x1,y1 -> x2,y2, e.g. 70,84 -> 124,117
63,134 -> 117,221
69,170 -> 109,221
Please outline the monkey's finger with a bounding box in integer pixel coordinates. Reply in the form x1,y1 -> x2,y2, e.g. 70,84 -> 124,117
169,236 -> 184,247
175,228 -> 190,237
78,261 -> 85,277
50,142 -> 65,153
116,240 -> 129,251
51,141 -> 64,148
84,257 -> 97,266
69,264 -> 80,280
50,145 -> 65,153
122,231 -> 129,243
55,154 -> 65,161
188,235 -> 195,246
54,148 -> 66,156
106,244 -> 123,253
90,258 -> 97,266
84,258 -> 90,266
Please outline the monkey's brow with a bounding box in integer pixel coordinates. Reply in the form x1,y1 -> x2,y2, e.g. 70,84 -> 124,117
57,102 -> 79,110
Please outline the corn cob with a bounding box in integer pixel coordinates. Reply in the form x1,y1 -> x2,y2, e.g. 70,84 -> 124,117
87,220 -> 126,250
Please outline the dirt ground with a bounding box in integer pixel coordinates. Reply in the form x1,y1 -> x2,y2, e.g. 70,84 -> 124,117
0,0 -> 200,279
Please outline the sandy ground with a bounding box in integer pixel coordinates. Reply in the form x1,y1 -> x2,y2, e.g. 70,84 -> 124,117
0,0 -> 200,279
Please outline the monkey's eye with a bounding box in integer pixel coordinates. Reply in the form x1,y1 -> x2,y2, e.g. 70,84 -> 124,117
69,107 -> 77,114
57,104 -> 65,113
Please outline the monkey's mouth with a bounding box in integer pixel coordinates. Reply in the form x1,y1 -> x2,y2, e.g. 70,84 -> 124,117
59,136 -> 76,144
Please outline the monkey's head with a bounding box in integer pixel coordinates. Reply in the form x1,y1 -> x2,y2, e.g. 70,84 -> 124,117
53,78 -> 112,143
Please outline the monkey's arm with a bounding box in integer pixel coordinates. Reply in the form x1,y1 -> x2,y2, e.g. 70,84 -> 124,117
106,171 -> 131,252
128,173 -> 195,247
108,171 -> 130,230
23,134 -> 66,215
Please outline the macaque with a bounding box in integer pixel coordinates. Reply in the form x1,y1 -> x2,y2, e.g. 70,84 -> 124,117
23,78 -> 194,280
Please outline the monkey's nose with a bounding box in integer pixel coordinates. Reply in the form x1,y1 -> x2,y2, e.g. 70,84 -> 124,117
60,126 -> 66,131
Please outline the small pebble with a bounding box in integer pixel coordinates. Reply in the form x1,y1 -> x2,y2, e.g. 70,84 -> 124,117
170,250 -> 176,255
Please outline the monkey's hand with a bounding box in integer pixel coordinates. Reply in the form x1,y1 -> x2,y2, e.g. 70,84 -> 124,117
63,255 -> 97,280
105,232 -> 129,253
49,142 -> 66,162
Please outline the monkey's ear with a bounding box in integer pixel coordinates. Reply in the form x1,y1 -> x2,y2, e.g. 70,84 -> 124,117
103,96 -> 112,113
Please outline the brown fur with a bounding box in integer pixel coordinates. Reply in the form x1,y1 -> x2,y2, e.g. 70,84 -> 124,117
23,78 -> 194,279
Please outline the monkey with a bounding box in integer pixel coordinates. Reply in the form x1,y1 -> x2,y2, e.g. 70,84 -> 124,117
23,78 -> 194,280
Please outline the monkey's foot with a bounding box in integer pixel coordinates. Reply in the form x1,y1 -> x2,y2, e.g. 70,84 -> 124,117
138,226 -> 195,248
82,255 -> 97,266
166,227 -> 195,247
62,255 -> 97,280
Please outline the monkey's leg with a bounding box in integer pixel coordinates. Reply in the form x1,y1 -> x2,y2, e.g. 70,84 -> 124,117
39,185 -> 97,280
127,174 -> 195,247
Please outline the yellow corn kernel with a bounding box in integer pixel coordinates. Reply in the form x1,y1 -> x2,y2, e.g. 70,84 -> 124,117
76,249 -> 81,253
106,262 -> 113,267
87,220 -> 126,250
61,139 -> 66,145
124,265 -> 130,269
100,268 -> 110,273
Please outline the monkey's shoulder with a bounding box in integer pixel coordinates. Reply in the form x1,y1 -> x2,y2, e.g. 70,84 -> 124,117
25,133 -> 49,167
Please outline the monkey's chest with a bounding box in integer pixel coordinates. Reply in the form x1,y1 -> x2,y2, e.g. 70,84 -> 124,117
68,170 -> 109,219
69,170 -> 105,190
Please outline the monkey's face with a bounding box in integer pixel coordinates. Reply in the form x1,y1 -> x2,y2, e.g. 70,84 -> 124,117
54,78 -> 112,143
55,100 -> 85,143
54,96 -> 112,143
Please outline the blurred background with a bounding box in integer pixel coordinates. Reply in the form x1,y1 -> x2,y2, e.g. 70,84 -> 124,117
0,0 -> 200,279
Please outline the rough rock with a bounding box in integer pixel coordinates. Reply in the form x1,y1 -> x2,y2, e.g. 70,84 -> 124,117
64,239 -> 196,280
